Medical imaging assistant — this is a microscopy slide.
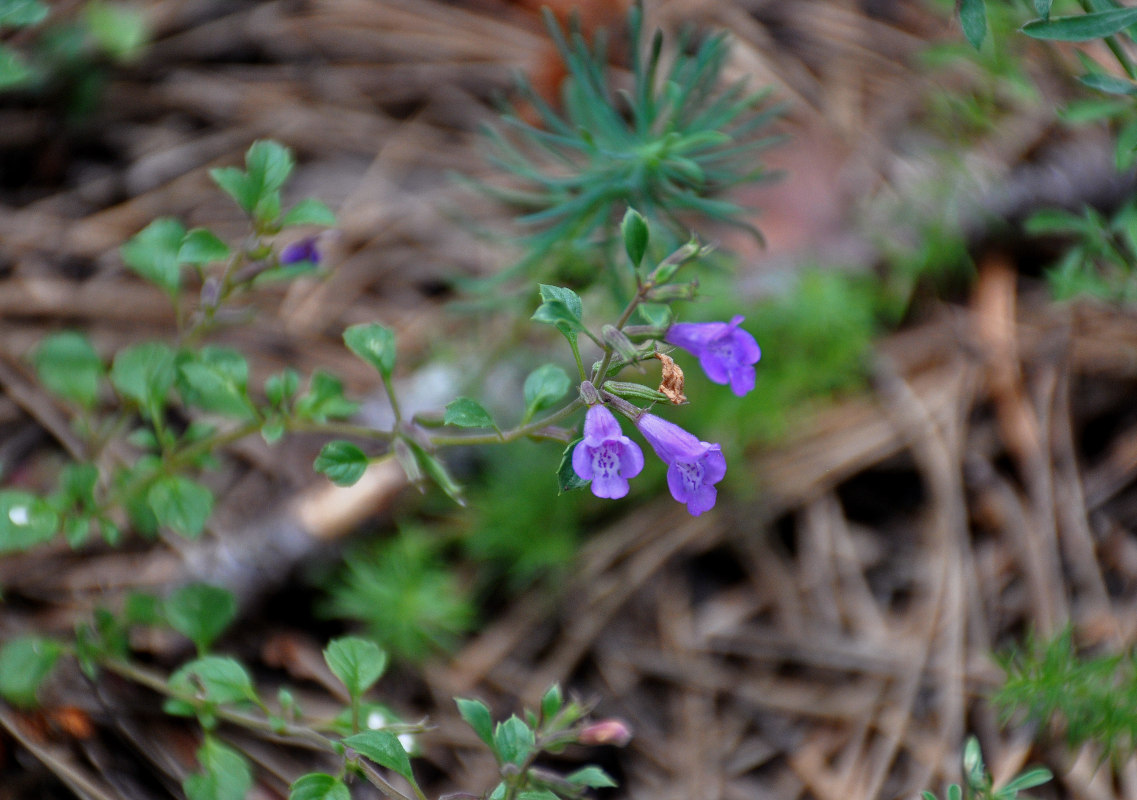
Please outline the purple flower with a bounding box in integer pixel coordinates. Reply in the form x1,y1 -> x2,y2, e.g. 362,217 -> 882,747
280,237 -> 320,266
572,405 -> 644,499
636,413 -> 726,516
665,315 -> 760,397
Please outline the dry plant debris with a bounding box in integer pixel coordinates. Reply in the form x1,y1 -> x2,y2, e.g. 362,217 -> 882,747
0,1 -> 1134,799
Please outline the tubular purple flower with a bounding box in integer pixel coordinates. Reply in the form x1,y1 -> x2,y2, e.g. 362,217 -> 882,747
635,413 -> 726,516
280,237 -> 321,266
572,405 -> 644,499
664,315 -> 760,397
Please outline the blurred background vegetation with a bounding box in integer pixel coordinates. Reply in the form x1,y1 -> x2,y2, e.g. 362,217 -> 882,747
5,0 -> 1137,798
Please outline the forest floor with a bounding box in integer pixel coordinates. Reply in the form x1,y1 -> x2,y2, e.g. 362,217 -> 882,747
1,2 -> 1136,799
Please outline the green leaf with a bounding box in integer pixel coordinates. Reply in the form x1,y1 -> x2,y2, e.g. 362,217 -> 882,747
294,371 -> 358,422
99,518 -> 122,546
0,491 -> 58,552
289,774 -> 351,800
148,475 -> 213,538
183,736 -> 253,800
947,785 -> 962,800
999,767 -> 1052,793
210,167 -> 256,215
110,341 -> 176,416
963,736 -> 984,787
177,348 -> 254,419
253,190 -> 281,227
493,716 -> 535,766
343,730 -> 415,783
169,656 -> 257,706
121,218 -> 186,295
523,364 -> 570,416
540,683 -> 563,720
444,397 -> 496,429
251,263 -> 319,286
178,229 -> 231,265
1117,116 -> 1137,170
128,427 -> 160,451
323,636 -> 388,697
621,207 -> 649,268
282,198 -> 336,227
1022,7 -> 1137,41
1059,97 -> 1131,123
0,43 -> 35,90
261,419 -> 285,444
313,441 -> 369,487
1079,72 -> 1137,95
33,331 -> 103,408
403,439 -> 465,506
0,0 -> 48,28
0,636 -> 62,707
63,517 -> 90,547
530,300 -> 583,334
265,368 -> 300,407
567,766 -> 617,788
1024,208 -> 1092,236
456,697 -> 494,747
556,438 -> 589,494
166,583 -> 238,654
125,591 -> 164,625
537,286 -> 583,318
211,141 -> 295,221
959,0 -> 987,49
84,1 -> 147,62
56,463 -> 98,510
1034,0 -> 1052,19
532,285 -> 585,336
636,302 -> 673,328
344,323 -> 397,378
246,140 -> 294,196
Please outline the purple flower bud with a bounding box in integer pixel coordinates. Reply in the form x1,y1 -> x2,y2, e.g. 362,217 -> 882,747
572,405 -> 644,499
635,413 -> 725,516
664,315 -> 760,397
578,718 -> 633,747
280,237 -> 320,266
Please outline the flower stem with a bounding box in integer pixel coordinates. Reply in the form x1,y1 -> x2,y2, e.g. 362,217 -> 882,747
428,399 -> 583,446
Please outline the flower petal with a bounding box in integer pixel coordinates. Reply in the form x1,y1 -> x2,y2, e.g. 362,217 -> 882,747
731,328 -> 762,365
618,438 -> 645,479
591,470 -> 630,499
698,351 -> 732,386
572,440 -> 595,480
583,404 -> 622,442
665,317 -> 760,397
683,482 -> 718,516
727,364 -> 756,397
702,445 -> 727,484
280,237 -> 320,265
665,320 -> 731,350
665,462 -> 717,515
575,406 -> 644,500
636,413 -> 708,464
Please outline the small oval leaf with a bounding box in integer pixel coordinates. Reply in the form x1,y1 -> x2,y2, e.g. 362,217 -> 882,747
343,730 -> 415,783
323,636 -> 388,697
313,441 -> 369,487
